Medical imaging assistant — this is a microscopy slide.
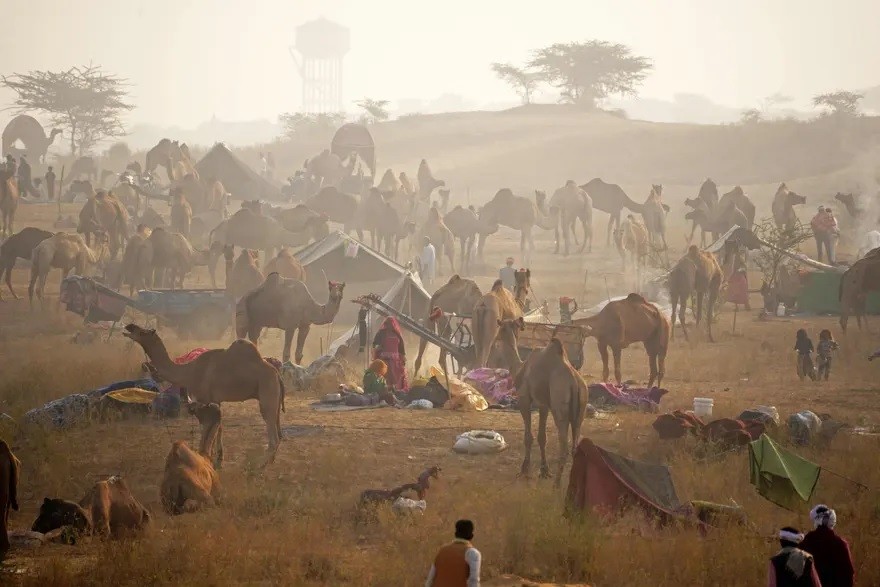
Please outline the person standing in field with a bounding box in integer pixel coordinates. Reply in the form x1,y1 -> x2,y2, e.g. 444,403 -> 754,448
45,166 -> 56,201
800,505 -> 855,587
795,329 -> 817,382
425,519 -> 481,587
499,257 -> 516,292
420,236 -> 436,286
768,527 -> 822,586
815,329 -> 839,382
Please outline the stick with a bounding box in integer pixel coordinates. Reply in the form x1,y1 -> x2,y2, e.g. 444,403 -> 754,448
822,466 -> 869,491
57,165 -> 65,219
732,305 -> 738,334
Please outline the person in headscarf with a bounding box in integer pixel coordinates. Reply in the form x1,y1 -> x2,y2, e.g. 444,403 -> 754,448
800,504 -> 855,587
768,526 -> 822,587
362,359 -> 396,405
372,317 -> 408,391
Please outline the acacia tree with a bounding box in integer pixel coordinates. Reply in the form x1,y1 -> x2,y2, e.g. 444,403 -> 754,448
813,91 -> 863,117
528,40 -> 652,108
278,112 -> 346,139
490,62 -> 541,104
355,98 -> 390,124
1,65 -> 133,156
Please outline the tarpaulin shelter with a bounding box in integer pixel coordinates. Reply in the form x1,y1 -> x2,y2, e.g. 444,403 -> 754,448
195,143 -> 282,201
748,434 -> 821,510
566,438 -> 683,521
797,270 -> 880,314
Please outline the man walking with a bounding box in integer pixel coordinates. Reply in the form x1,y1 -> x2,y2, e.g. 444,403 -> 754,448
17,155 -> 35,197
420,236 -> 436,286
425,519 -> 481,587
499,257 -> 516,292
45,166 -> 56,201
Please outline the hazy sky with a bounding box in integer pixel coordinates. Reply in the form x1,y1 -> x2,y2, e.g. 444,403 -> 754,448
2,0 -> 878,126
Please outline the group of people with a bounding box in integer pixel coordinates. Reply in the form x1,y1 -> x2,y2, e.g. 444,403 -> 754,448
2,154 -> 56,200
810,205 -> 840,265
769,505 -> 854,586
795,328 -> 839,381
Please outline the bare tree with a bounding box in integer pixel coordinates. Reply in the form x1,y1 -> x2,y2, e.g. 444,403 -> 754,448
355,98 -> 390,124
490,62 -> 541,104
813,91 -> 863,117
1,65 -> 133,156
528,40 -> 652,108
752,218 -> 814,291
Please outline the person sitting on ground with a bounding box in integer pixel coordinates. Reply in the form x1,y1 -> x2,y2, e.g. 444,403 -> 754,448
768,526 -> 822,587
815,329 -> 839,382
799,504 -> 855,587
426,519 -> 481,587
795,329 -> 817,382
499,257 -> 516,291
362,359 -> 396,405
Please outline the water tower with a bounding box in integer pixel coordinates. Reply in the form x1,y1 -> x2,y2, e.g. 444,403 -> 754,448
291,18 -> 350,113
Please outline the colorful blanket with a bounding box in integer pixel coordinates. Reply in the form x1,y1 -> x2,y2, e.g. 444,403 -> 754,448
464,368 -> 515,403
588,383 -> 667,410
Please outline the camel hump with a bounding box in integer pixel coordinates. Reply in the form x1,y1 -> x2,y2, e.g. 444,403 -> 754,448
625,292 -> 647,304
447,274 -> 461,284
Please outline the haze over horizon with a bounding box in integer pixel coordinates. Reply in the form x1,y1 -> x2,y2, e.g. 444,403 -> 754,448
2,0 -> 879,128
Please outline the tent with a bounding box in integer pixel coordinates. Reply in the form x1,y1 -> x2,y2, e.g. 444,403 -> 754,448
195,143 -> 282,201
566,438 -> 684,521
797,270 -> 880,314
748,434 -> 821,510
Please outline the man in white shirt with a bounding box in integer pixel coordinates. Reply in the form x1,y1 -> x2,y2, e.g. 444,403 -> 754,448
421,237 -> 436,286
499,257 -> 516,291
425,519 -> 481,587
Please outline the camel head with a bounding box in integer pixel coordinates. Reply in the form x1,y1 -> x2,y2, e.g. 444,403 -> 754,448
652,184 -> 663,198
328,281 -> 346,304
514,269 -> 531,296
535,190 -> 547,210
787,190 -> 806,206
48,128 -> 63,142
684,209 -> 700,222
496,316 -> 525,367
835,192 -> 854,207
122,323 -> 160,347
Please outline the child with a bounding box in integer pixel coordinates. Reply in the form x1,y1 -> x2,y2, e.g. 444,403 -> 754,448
815,329 -> 839,381
795,329 -> 817,381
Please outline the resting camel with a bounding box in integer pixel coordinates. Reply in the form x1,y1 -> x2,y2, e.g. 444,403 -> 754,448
443,205 -> 481,274
0,227 -> 53,299
581,178 -> 643,245
572,293 -> 670,387
161,404 -> 222,514
236,274 -> 346,364
31,476 -> 150,538
419,207 -> 455,274
0,439 -> 20,559
472,270 -> 530,370
264,248 -> 306,281
476,189 -> 554,265
771,183 -> 806,231
77,190 -> 129,259
29,232 -> 108,307
123,323 -> 286,466
545,180 -> 593,255
0,168 -> 19,237
413,275 -> 484,375
516,338 -> 589,486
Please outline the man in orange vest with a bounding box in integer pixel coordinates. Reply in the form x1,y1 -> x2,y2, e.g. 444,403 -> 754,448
425,519 -> 481,587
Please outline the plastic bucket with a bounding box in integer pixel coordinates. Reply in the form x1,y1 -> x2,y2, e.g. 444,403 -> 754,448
693,397 -> 714,418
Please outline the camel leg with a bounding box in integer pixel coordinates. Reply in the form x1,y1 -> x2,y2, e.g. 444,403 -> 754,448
571,216 -> 581,247
707,286 -> 717,342
657,349 -> 666,388
526,228 -> 535,267
537,407 -> 550,479
679,294 -> 689,341
294,325 -> 310,365
612,346 -> 623,384
519,391 -> 533,477
4,263 -> 17,299
670,296 -> 678,340
695,291 -> 704,326
259,397 -> 280,466
550,404 -> 571,487
647,351 -> 659,388
554,222 -> 561,254
562,216 -> 571,257
282,328 -> 295,364
598,342 -> 610,382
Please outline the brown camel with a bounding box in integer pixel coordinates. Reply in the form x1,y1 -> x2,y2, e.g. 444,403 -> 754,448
684,203 -> 749,245
305,186 -> 361,231
687,245 -> 723,342
32,476 -> 150,538
667,253 -> 698,341
0,439 -> 20,559
226,249 -> 264,302
29,232 -> 108,307
160,404 -> 222,514
2,115 -> 62,163
0,227 -> 53,299
640,185 -> 668,250
118,225 -> 152,294
419,207 -> 455,273
170,189 -> 193,238
272,204 -> 330,243
77,190 -> 129,259
0,169 -> 19,238
477,189 -> 554,265
413,275 -> 484,375
835,192 -> 861,218
305,149 -> 345,188
264,248 -> 306,281
515,338 -> 589,485
771,183 -> 806,231
437,188 -> 451,214
719,186 -> 756,228
417,158 -> 446,199
581,178 -> 643,246
546,180 -> 593,255
236,274 -> 346,364
142,227 -> 197,289
614,215 -> 649,271
443,205 -> 481,274
67,156 -> 99,185
123,323 -> 286,465
145,138 -> 177,175
472,271 -> 530,369
839,247 -> 880,332
572,293 -> 670,387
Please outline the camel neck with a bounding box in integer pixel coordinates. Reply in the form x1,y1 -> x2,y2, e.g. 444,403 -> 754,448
140,339 -> 185,383
313,295 -> 341,326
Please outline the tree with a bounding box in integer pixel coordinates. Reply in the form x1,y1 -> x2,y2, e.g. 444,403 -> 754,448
278,112 -> 346,139
740,108 -> 764,125
528,41 -> 652,108
761,92 -> 793,114
490,62 -> 541,104
1,65 -> 133,156
104,141 -> 132,169
355,98 -> 390,124
752,218 -> 814,293
812,91 -> 863,117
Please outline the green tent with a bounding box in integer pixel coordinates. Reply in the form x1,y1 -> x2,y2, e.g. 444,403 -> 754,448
797,271 -> 880,314
748,434 -> 821,510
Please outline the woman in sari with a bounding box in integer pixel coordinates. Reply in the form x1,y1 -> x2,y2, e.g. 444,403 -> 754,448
372,317 -> 409,391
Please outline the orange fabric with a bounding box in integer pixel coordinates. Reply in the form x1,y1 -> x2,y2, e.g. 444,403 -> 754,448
432,541 -> 471,587
369,359 -> 388,377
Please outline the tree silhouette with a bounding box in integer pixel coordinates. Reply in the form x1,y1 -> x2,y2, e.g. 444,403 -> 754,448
490,62 -> 541,104
813,91 -> 863,117
740,108 -> 764,125
355,98 -> 390,124
1,65 -> 133,156
528,41 -> 652,108
278,112 -> 346,139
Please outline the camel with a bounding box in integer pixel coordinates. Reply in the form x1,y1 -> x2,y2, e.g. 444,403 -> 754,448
684,203 -> 749,245
772,183 -> 806,231
399,172 -> 417,197
546,181 -> 593,255
66,156 -> 98,186
472,271 -> 530,370
477,189 -> 555,265
226,249 -> 264,302
417,158 -> 446,200
2,115 -> 62,163
443,205 -> 481,274
0,168 -> 19,238
235,274 -> 345,364
123,323 -> 286,465
377,169 -> 402,195
640,185 -> 668,250
145,139 -> 188,179
77,190 -> 129,259
413,275 -> 484,375
160,404 -> 222,514
305,149 -> 345,188
359,188 -> 387,248
0,227 -> 53,299
170,189 -> 193,238
696,178 -> 720,210
419,207 -> 455,273
614,215 -> 649,270
64,178 -> 95,202
572,293 -> 670,387
839,248 -> 880,332
581,178 -> 643,245
0,439 -> 20,559
264,248 -> 306,281
118,226 -> 152,294
835,192 -> 861,218
667,253 -> 698,341
375,201 -> 410,261
718,186 -> 756,228
142,227 -> 196,289
29,232 -> 108,307
272,204 -> 330,243
304,186 -> 361,232
687,245 -> 723,342
436,188 -> 451,214
31,476 -> 150,538
515,338 -> 589,485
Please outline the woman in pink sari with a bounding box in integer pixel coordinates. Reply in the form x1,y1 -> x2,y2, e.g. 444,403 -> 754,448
372,317 -> 409,391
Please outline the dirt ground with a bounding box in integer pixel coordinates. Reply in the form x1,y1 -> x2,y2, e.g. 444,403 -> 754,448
0,195 -> 879,586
